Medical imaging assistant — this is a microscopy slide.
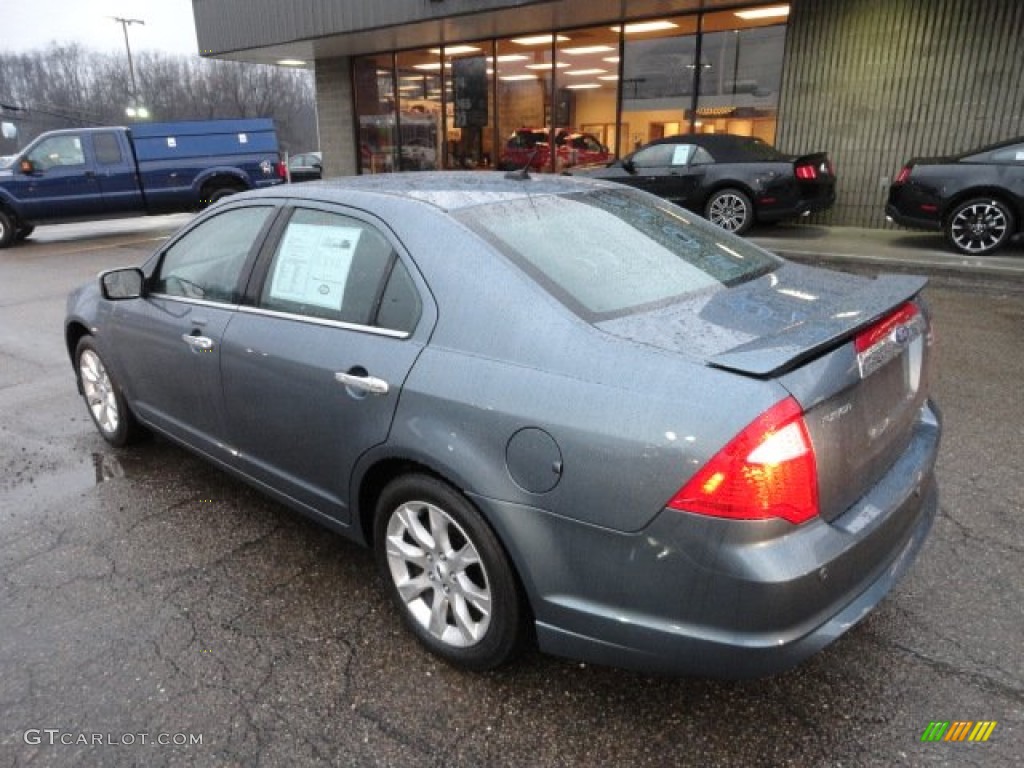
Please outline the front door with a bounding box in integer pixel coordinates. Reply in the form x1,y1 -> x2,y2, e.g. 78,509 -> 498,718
108,204 -> 277,455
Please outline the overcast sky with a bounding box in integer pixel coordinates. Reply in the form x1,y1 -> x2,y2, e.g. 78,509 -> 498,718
5,0 -> 200,56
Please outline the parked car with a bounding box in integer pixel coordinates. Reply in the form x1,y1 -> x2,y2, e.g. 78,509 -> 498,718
498,128 -> 612,171
886,136 -> 1024,255
567,133 -> 836,235
287,151 -> 322,182
0,119 -> 286,248
66,173 -> 939,678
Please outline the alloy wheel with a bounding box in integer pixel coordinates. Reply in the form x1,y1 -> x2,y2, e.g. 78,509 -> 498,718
948,201 -> 1010,254
79,349 -> 120,437
384,499 -> 492,648
707,192 -> 751,233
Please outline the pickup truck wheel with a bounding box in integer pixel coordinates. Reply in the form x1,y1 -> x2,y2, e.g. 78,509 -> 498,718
0,210 -> 15,248
15,225 -> 35,241
205,186 -> 241,206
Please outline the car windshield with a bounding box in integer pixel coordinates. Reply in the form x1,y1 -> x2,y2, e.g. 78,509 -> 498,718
457,188 -> 779,320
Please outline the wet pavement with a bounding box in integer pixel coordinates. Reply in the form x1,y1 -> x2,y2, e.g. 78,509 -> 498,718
0,217 -> 1021,767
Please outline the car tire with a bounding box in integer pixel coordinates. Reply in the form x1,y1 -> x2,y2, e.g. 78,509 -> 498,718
0,209 -> 15,248
75,337 -> 145,447
944,198 -> 1015,255
705,188 -> 754,235
14,225 -> 35,241
374,473 -> 526,670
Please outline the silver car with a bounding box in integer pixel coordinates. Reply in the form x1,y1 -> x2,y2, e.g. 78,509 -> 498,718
66,173 -> 940,677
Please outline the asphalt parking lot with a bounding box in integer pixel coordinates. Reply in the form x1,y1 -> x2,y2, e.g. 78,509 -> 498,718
1,217 -> 1021,767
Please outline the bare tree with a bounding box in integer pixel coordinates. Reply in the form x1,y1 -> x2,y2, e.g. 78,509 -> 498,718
0,44 -> 317,154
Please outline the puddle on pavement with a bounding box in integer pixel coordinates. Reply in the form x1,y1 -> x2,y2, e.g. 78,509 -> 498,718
3,452 -> 132,510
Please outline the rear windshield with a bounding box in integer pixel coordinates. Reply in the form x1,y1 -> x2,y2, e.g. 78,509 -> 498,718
456,188 -> 779,321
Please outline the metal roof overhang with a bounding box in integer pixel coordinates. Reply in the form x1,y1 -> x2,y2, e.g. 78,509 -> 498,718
193,0 -> 704,66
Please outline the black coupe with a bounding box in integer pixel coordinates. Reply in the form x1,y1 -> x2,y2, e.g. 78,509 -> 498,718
887,137 -> 1024,255
566,133 -> 836,235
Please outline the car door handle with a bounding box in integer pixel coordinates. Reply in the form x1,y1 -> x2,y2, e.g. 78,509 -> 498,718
334,371 -> 389,396
181,333 -> 214,351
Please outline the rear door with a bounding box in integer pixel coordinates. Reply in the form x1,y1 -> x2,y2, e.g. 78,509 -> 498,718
90,131 -> 144,214
219,204 -> 431,523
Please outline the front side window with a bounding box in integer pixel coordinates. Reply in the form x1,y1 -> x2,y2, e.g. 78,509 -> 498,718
27,135 -> 85,170
631,143 -> 679,168
260,208 -> 419,332
153,206 -> 273,303
458,188 -> 778,320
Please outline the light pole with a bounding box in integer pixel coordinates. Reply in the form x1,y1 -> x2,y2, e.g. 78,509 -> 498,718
110,16 -> 147,118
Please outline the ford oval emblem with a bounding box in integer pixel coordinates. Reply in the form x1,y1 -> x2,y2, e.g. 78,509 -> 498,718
892,325 -> 912,344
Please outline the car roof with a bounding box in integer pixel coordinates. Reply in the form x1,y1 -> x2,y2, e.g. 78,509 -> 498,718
245,171 -> 614,211
646,133 -> 783,160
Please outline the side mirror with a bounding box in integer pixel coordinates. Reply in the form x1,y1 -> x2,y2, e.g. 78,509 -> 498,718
100,268 -> 146,300
622,158 -> 636,174
19,159 -> 34,174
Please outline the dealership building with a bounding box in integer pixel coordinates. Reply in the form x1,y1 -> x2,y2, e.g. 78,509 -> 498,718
193,0 -> 1023,228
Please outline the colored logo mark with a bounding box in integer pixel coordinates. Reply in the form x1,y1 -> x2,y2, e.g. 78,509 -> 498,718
921,721 -> 997,742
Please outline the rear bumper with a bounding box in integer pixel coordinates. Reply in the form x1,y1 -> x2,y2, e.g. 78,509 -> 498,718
885,202 -> 942,231
477,401 -> 941,678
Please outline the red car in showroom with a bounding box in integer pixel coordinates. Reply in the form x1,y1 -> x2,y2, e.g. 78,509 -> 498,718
499,128 -> 612,172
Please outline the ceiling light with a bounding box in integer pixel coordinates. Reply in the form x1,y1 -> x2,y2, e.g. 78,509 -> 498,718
429,45 -> 481,55
413,62 -> 451,71
735,5 -> 790,20
493,54 -> 528,62
610,21 -> 679,34
565,83 -> 601,90
564,69 -> 606,76
525,62 -> 570,70
499,74 -> 539,81
277,59 -> 306,66
598,75 -> 619,81
510,34 -> 570,45
603,56 -> 620,63
561,45 -> 616,55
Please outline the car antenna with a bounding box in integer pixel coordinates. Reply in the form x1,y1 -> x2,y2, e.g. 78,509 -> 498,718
504,149 -> 538,180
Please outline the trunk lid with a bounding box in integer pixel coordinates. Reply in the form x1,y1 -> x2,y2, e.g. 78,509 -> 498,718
596,262 -> 934,522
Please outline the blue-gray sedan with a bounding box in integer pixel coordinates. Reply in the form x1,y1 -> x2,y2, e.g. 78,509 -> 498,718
65,173 -> 940,677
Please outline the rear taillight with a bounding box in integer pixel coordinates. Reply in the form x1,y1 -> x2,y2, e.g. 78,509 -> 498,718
276,161 -> 288,179
893,165 -> 912,184
795,163 -> 817,180
668,396 -> 819,525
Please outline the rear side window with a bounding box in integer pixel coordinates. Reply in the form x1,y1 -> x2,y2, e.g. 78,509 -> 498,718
260,208 -> 419,332
457,189 -> 778,321
93,133 -> 123,165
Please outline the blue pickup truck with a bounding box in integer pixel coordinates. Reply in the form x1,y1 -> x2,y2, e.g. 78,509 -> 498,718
0,118 -> 286,247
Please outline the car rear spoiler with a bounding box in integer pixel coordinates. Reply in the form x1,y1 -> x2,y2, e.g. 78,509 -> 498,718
708,274 -> 928,378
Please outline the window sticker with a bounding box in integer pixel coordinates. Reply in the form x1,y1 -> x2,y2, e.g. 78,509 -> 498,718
671,145 -> 690,166
1016,151 -> 1024,161
268,222 -> 363,310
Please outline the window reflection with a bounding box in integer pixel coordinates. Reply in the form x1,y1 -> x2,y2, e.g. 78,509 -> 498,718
354,54 -> 397,174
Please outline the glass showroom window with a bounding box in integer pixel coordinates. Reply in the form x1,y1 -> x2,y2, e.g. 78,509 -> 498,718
441,41 -> 496,169
555,25 -> 620,167
495,34 -> 554,171
697,6 -> 789,141
396,49 -> 444,171
354,54 -> 398,174
619,15 -> 700,155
